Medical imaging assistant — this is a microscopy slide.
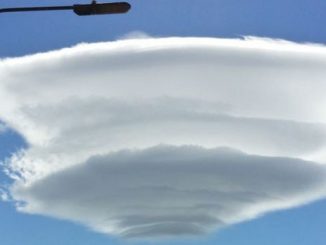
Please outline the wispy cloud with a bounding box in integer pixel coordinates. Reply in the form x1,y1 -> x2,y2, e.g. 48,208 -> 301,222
0,188 -> 9,201
0,122 -> 7,133
1,36 -> 326,238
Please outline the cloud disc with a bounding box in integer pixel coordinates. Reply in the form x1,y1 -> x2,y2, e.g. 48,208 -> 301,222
11,145 -> 326,238
1,36 -> 326,238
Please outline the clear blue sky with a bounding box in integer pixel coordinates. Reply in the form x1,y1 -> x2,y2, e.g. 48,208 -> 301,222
0,0 -> 325,244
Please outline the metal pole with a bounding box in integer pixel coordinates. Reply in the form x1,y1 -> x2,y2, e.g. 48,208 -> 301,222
0,5 -> 73,13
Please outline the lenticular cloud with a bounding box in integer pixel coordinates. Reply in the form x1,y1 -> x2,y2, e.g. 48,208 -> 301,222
1,36 -> 326,238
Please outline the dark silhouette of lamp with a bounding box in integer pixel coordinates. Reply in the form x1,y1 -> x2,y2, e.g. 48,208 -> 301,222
0,1 -> 131,16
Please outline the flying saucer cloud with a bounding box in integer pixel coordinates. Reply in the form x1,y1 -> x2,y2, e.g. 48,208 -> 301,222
1,36 -> 326,238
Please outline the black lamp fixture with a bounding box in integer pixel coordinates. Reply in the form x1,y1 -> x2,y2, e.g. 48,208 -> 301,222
0,1 -> 131,16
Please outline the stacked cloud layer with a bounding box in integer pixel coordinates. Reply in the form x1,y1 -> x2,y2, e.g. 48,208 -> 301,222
1,37 -> 326,238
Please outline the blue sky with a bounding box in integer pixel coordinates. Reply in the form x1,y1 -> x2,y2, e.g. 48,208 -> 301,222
2,0 -> 326,57
1,0 -> 326,244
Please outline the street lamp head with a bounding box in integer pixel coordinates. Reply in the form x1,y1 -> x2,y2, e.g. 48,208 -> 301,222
0,1 -> 131,16
73,2 -> 131,16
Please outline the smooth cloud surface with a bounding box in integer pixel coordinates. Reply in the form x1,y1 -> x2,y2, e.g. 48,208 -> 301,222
1,36 -> 326,238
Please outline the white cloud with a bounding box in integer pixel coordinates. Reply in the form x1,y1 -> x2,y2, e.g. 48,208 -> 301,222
11,145 -> 326,238
0,188 -> 9,201
119,31 -> 153,40
0,122 -> 7,133
1,36 -> 326,238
